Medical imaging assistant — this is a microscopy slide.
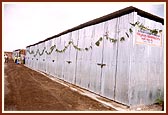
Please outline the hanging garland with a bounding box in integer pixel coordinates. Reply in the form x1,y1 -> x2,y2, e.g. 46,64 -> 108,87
104,33 -> 118,43
39,47 -> 46,56
71,41 -> 93,52
55,41 -> 92,53
27,50 -> 34,54
130,21 -> 162,35
45,45 -> 56,55
34,49 -> 39,57
55,43 -> 70,53
27,21 -> 162,57
95,32 -> 118,47
71,41 -> 82,51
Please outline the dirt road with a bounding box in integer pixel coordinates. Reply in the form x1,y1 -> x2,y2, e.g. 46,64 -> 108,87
4,61 -> 116,111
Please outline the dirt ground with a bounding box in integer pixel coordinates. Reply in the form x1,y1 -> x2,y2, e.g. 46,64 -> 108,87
4,61 -> 116,111
3,61 -> 163,112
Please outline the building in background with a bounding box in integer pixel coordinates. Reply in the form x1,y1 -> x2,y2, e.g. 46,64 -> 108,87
12,49 -> 26,64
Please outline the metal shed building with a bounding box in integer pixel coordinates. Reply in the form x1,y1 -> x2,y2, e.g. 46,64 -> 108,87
25,6 -> 164,106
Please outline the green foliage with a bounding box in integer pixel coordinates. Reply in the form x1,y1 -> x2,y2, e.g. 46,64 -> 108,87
135,21 -> 140,25
95,36 -> 117,47
95,37 -> 103,46
130,21 -> 162,36
120,37 -> 125,41
50,45 -> 56,50
129,28 -> 133,34
34,49 -> 39,57
139,24 -> 147,30
125,32 -> 129,38
95,41 -> 100,46
130,23 -> 136,27
150,29 -> 158,35
85,48 -> 89,51
45,45 -> 56,55
27,50 -> 34,54
109,38 -> 117,43
155,98 -> 164,105
155,89 -> 164,106
159,30 -> 162,33
73,45 -> 82,51
27,21 -> 162,57
99,37 -> 103,41
39,47 -> 46,56
66,61 -> 72,64
55,49 -> 63,53
68,41 -> 73,45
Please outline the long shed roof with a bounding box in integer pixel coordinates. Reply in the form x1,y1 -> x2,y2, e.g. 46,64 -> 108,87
26,6 -> 164,48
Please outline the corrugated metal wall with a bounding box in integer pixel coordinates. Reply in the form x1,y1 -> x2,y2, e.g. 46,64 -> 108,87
25,11 -> 164,106
128,13 -> 164,106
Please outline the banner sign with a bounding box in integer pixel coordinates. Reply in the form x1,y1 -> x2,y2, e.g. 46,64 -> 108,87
135,27 -> 162,47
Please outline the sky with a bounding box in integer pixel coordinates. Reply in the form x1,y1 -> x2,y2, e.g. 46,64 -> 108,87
3,2 -> 165,52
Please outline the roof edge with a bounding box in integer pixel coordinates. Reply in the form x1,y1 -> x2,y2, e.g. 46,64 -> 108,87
26,6 -> 164,48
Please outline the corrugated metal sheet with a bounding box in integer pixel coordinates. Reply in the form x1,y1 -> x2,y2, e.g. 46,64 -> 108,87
63,32 -> 78,84
128,14 -> 164,106
25,7 -> 164,106
41,42 -> 46,73
114,12 -> 135,105
49,38 -> 56,77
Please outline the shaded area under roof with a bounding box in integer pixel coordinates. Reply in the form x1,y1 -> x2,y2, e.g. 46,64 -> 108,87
26,6 -> 164,48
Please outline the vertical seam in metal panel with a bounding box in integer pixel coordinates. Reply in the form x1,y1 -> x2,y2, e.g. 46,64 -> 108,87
74,30 -> 79,84
128,13 -> 132,106
100,53 -> 103,94
114,17 -> 120,100
88,25 -> 95,89
44,42 -> 47,72
69,33 -> 72,60
128,11 -> 135,106
100,22 -> 106,94
62,39 -> 66,80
